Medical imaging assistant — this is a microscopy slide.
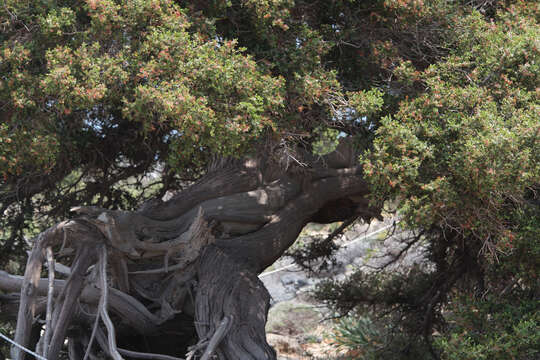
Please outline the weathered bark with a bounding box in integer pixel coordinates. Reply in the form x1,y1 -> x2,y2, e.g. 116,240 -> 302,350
194,245 -> 275,359
0,146 -> 378,360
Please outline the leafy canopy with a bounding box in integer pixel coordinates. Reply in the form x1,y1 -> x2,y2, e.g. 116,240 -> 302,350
365,6 -> 539,255
1,0 -> 284,179
1,3 -> 539,358
0,0 -> 461,259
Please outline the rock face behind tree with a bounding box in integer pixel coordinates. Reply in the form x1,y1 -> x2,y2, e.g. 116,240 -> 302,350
0,144 -> 380,360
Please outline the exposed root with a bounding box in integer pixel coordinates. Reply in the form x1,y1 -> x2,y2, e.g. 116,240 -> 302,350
82,302 -> 101,360
200,316 -> 232,360
12,233 -> 46,360
97,246 -> 123,360
36,246 -> 54,357
47,245 -> 96,360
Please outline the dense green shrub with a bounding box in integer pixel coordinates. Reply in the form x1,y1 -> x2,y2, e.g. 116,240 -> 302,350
318,2 -> 539,358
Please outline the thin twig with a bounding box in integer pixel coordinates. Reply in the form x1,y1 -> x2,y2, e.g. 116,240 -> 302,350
42,247 -> 55,357
12,233 -> 45,360
322,216 -> 359,245
128,262 -> 186,275
186,340 -> 209,360
2,0 -> 30,31
47,245 -> 95,360
200,316 -> 232,360
82,311 -> 101,360
98,246 -> 123,360
83,258 -> 104,360
94,328 -> 184,360
0,332 -> 47,360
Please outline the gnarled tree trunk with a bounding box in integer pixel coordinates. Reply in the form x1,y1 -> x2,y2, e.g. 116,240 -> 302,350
0,143 -> 379,360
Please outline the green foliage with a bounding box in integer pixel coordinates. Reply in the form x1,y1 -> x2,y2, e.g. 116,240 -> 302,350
0,0 -> 466,259
0,0 -> 331,259
364,4 -> 540,254
435,205 -> 540,359
348,88 -> 385,119
312,127 -> 340,156
1,0 -> 284,177
436,299 -> 539,360
324,310 -> 435,360
319,192 -> 540,358
1,2 -> 538,357
319,2 -> 540,358
330,316 -> 380,353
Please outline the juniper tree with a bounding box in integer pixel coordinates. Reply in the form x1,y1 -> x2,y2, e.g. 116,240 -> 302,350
0,1 -> 537,359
